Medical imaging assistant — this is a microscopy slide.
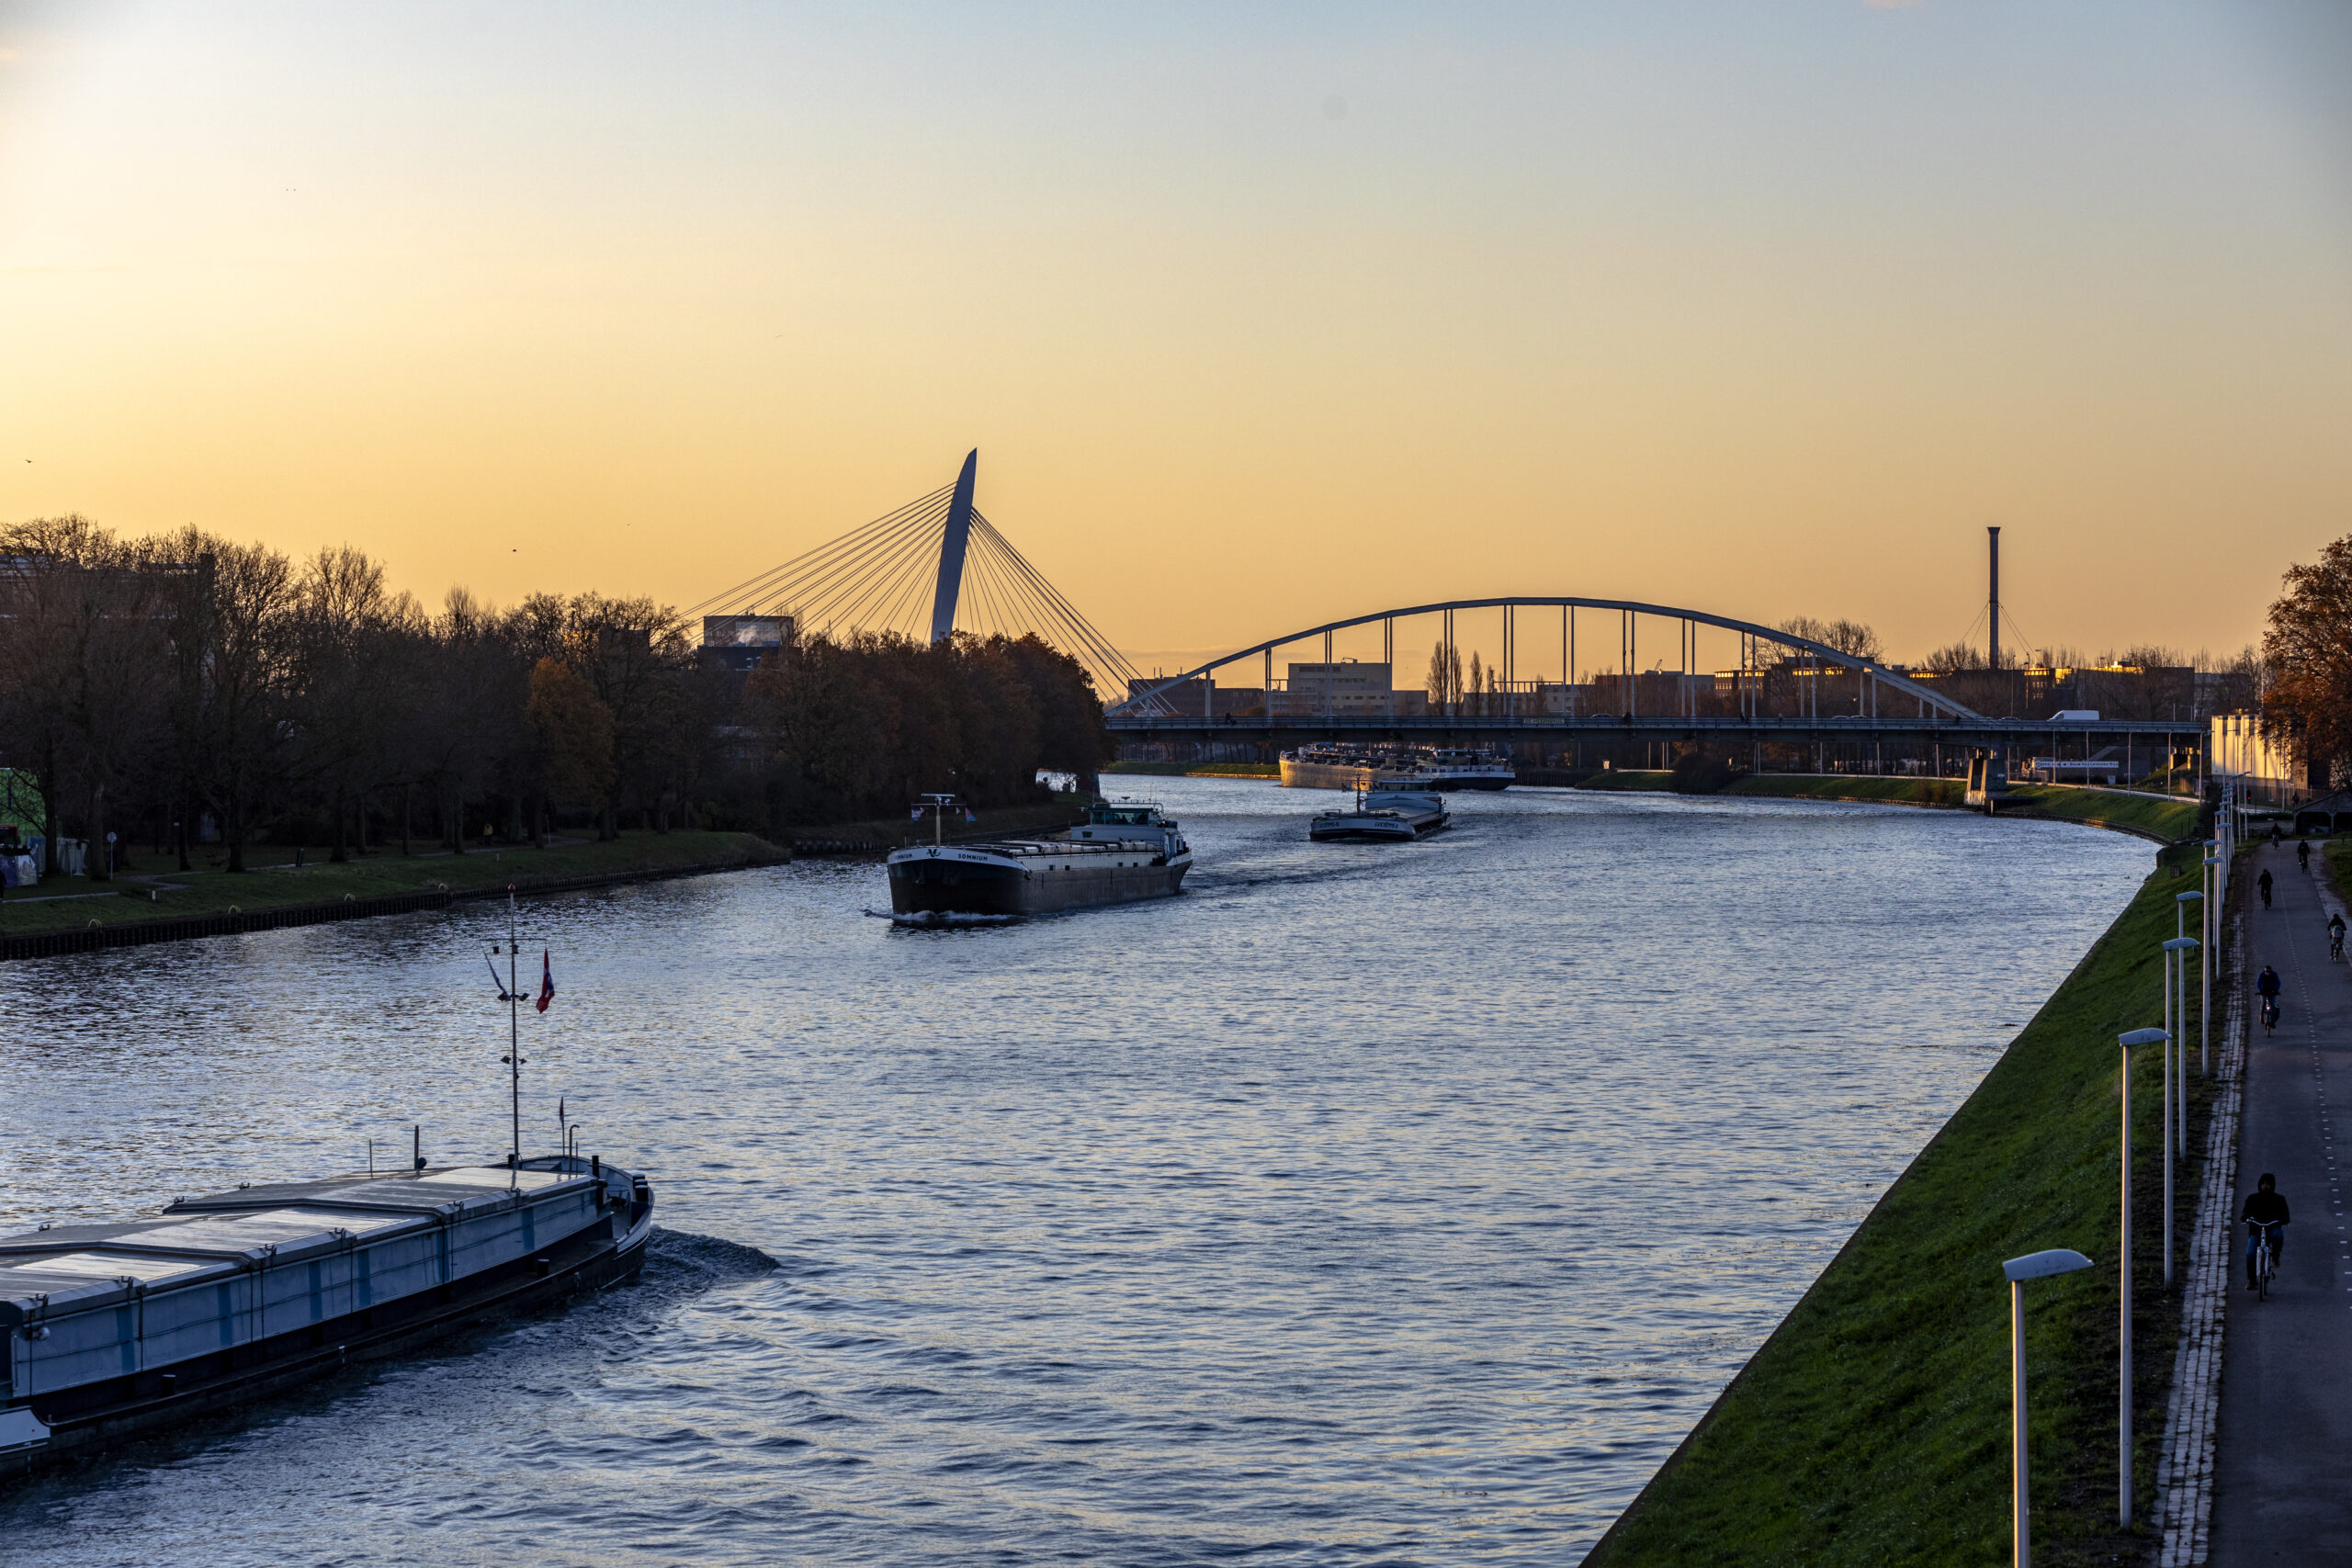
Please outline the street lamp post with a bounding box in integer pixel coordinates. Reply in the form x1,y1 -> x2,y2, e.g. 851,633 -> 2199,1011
2005,1247 -> 2097,1568
2160,939 -> 2199,1285
2176,892 -> 2203,1131
2200,852 -> 2219,1078
2117,1025 -> 2167,1528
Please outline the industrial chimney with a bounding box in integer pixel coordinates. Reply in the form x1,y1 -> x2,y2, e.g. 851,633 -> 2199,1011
1987,526 -> 2001,671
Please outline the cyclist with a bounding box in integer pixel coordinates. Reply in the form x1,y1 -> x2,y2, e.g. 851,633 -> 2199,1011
2259,868 -> 2274,909
2299,839 -> 2312,872
2331,911 -> 2345,961
2244,1172 -> 2290,1292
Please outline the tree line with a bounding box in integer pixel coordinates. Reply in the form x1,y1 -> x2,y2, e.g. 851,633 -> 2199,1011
0,515 -> 1111,878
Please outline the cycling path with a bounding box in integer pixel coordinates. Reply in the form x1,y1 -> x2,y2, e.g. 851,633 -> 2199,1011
2211,842 -> 2352,1564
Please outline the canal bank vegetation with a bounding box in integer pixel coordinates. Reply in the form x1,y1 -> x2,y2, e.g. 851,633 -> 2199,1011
2004,784 -> 2203,843
1724,773 -> 1966,807
1555,765 -> 2202,841
1584,841 -> 2220,1567
1102,761 -> 1280,778
0,829 -> 789,939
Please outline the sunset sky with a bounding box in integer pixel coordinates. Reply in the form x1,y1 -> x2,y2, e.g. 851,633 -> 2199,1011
4,2 -> 2348,680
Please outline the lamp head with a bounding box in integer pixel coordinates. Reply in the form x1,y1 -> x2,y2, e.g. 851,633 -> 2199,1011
2164,937 -> 2200,952
2004,1248 -> 2095,1282
2120,1027 -> 2169,1048
2177,891 -> 2204,903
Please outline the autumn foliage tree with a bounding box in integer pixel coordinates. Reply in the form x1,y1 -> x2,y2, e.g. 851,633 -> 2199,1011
526,657 -> 616,831
2261,535 -> 2352,787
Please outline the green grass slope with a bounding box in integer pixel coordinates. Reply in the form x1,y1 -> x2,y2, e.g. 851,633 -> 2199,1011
1722,775 -> 1965,808
1585,843 -> 2211,1567
0,830 -> 789,938
1570,769 -> 1676,791
1103,761 -> 1280,777
2007,786 -> 2203,844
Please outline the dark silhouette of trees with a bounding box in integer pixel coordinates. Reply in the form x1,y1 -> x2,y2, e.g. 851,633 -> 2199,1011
0,517 -> 1113,871
740,630 -> 1110,830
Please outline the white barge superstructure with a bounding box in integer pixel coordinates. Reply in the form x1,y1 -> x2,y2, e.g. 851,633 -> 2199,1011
1280,743 -> 1513,792
1,1156 -> 651,1477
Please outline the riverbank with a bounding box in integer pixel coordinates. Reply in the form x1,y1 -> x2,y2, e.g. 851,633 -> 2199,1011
1583,840 -> 2220,1565
1557,771 -> 2202,841
0,830 -> 791,954
784,799 -> 1091,855
1102,761 -> 1280,778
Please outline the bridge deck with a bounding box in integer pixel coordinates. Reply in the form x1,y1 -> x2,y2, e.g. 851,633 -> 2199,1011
1107,714 -> 2205,747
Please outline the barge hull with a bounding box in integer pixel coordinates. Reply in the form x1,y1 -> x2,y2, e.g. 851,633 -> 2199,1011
888,859 -> 1187,916
3,1213 -> 647,1479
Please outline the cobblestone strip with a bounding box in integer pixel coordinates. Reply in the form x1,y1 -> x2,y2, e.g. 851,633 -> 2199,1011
2157,898 -> 2247,1568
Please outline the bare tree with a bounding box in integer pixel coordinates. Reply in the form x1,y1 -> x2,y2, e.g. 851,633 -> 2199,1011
0,517 -> 175,879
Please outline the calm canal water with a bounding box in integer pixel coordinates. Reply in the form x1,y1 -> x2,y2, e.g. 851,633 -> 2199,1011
0,779 -> 2149,1565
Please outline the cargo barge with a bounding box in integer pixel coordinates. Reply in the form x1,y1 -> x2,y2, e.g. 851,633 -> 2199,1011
887,798 -> 1192,919
0,1155 -> 652,1477
1308,788 -> 1451,842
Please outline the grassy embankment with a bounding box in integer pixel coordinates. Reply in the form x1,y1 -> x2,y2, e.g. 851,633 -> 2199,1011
1102,761 -> 1280,778
1560,771 -> 2203,841
2324,836 -> 2352,891
0,829 -> 789,938
1584,840 -> 2219,1566
2002,785 -> 2204,843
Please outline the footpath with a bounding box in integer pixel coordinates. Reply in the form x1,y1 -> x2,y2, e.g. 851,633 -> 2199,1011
2211,843 -> 2352,1562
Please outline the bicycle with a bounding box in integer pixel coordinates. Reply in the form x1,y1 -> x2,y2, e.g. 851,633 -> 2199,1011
2299,840 -> 2312,872
2331,927 -> 2345,964
2251,1217 -> 2284,1301
2262,997 -> 2281,1036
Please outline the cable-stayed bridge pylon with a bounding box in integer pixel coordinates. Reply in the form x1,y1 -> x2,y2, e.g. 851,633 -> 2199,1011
687,451 -> 1141,699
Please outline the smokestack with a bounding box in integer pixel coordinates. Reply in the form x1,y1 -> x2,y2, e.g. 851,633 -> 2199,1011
1987,526 -> 2001,671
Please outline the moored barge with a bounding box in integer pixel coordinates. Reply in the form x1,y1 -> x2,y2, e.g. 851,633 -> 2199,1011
1,1155 -> 652,1476
1280,743 -> 1513,792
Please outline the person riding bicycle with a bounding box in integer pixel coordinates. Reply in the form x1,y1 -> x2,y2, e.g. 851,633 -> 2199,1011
2258,964 -> 2281,1003
2244,1172 -> 2290,1291
2299,839 -> 2312,871
2330,911 -> 2345,958
2259,868 -> 2274,908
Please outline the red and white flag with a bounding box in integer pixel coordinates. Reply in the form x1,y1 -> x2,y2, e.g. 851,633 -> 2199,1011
536,950 -> 555,1013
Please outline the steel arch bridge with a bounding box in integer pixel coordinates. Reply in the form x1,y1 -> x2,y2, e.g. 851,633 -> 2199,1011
1104,596 -> 2210,761
1111,596 -> 1976,720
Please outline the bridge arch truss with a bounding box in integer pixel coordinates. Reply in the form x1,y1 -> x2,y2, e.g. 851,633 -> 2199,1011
1111,597 -> 1983,724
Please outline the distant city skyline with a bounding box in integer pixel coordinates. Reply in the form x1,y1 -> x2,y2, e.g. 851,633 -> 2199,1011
4,1 -> 2348,671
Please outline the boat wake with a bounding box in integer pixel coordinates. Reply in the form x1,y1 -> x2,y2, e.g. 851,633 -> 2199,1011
636,1227 -> 782,1299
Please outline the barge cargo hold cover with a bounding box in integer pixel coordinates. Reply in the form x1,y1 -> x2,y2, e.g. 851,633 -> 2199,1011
0,1157 -> 651,1476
